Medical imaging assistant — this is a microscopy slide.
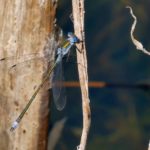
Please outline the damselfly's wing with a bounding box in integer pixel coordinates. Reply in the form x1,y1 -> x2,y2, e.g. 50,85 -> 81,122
52,57 -> 66,111
0,52 -> 53,75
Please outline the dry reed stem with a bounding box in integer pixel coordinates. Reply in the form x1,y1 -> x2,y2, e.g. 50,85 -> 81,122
72,0 -> 91,150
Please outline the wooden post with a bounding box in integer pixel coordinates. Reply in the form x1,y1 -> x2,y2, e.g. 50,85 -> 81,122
0,0 -> 57,150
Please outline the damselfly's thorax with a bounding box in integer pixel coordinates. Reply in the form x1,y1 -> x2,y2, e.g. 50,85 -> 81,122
56,32 -> 80,57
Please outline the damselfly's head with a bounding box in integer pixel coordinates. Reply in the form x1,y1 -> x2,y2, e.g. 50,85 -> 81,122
67,32 -> 80,44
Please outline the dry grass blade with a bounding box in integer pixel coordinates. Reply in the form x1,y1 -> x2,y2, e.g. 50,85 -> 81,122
47,118 -> 67,150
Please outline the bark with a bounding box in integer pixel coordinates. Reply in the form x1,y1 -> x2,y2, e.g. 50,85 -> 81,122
0,0 -> 56,150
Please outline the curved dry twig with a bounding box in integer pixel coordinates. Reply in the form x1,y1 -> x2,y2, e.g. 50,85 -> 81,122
126,6 -> 150,55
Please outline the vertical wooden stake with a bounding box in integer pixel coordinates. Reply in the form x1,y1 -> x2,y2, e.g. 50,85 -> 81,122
0,0 -> 57,150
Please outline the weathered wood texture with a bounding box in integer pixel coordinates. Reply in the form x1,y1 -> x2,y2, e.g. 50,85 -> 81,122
0,0 -> 56,150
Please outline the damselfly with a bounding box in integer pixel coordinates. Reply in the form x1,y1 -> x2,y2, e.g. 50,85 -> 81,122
7,32 -> 81,131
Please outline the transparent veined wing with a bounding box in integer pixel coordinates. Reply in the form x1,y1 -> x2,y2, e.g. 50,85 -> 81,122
0,52 -> 42,68
0,52 -> 54,75
52,55 -> 66,111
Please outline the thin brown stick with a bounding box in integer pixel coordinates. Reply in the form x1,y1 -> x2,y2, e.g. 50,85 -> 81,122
63,81 -> 106,88
72,0 -> 91,150
62,81 -> 150,90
